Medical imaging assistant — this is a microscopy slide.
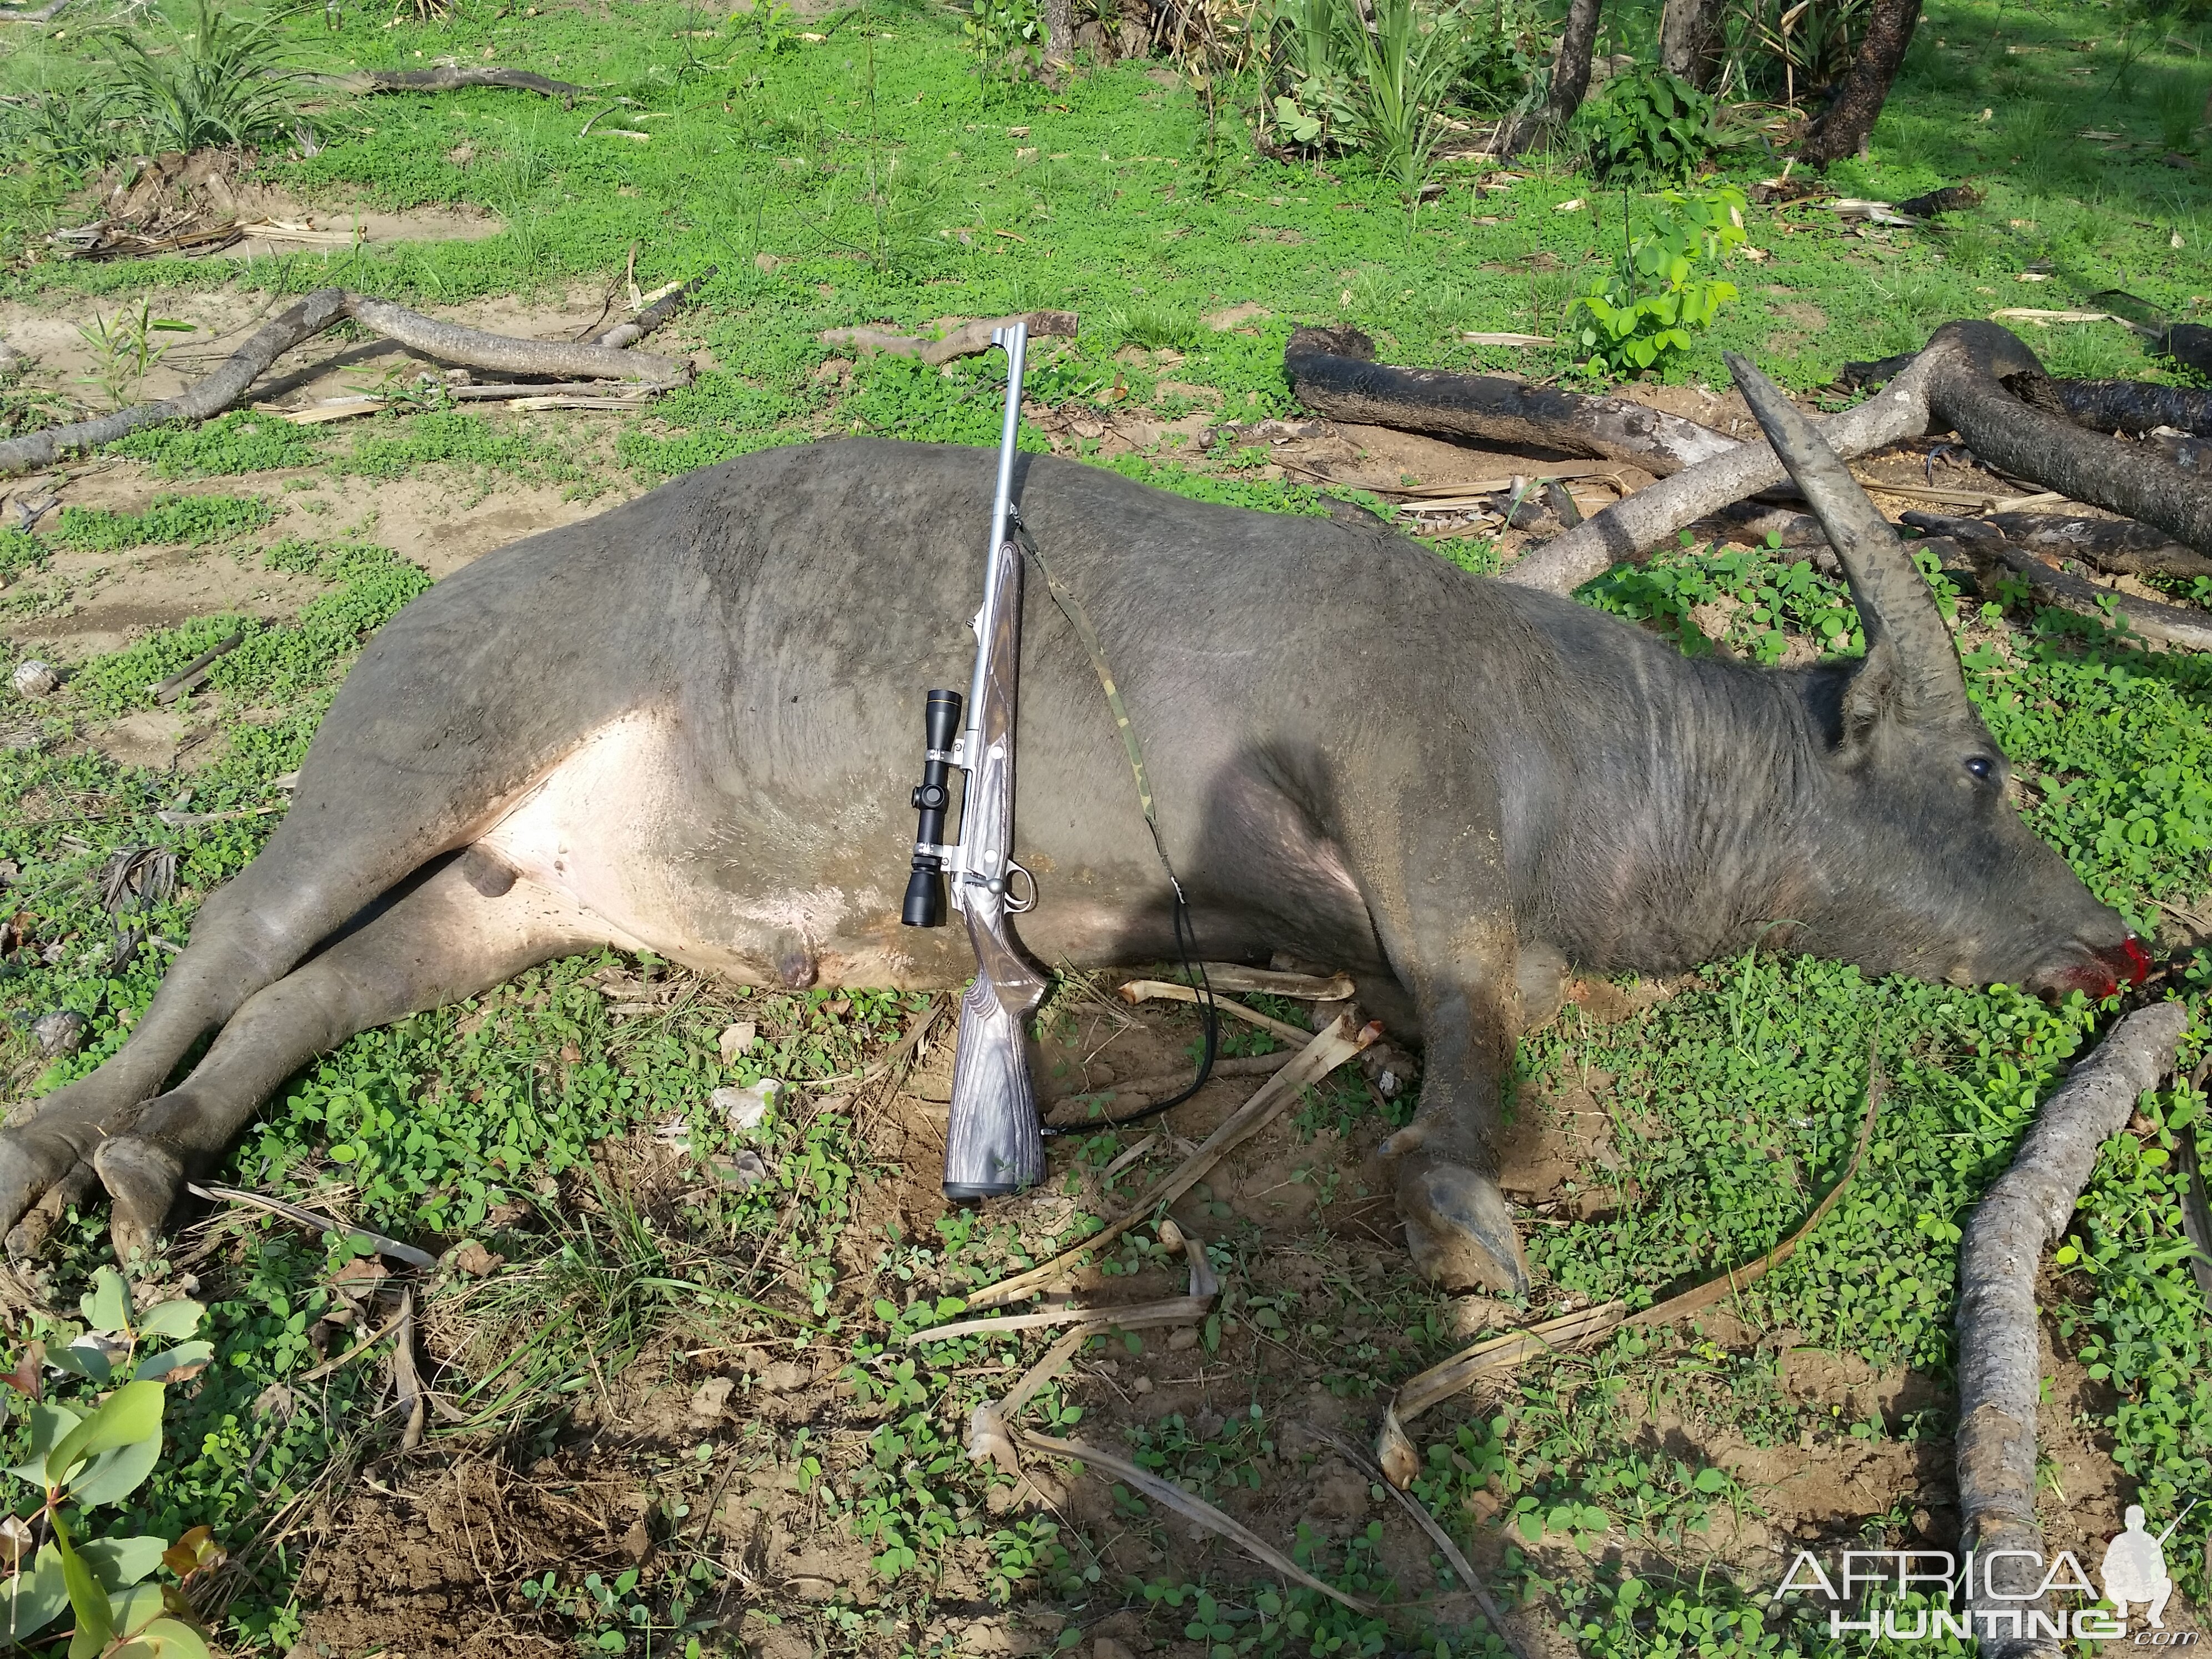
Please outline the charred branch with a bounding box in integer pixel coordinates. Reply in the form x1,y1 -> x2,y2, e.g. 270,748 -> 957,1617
1982,544 -> 2212,651
0,288 -> 692,477
1284,326 -> 1738,475
1511,321 -> 2212,597
1902,509 -> 2212,580
1505,350 -> 1939,593
1924,323 -> 2212,556
1956,1003 -> 2187,1651
2043,378 -> 2212,440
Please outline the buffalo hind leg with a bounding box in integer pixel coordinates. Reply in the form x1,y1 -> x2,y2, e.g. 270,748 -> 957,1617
2,856 -> 610,1268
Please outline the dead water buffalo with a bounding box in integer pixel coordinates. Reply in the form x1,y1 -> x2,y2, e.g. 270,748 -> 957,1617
0,362 -> 2146,1295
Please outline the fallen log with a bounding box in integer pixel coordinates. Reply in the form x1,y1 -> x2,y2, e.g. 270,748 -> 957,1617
1902,509 -> 2212,580
1506,349 -> 1940,592
0,0 -> 69,19
820,310 -> 1078,367
1983,543 -> 2212,651
0,288 -> 691,477
1284,325 -> 1738,475
1841,348 -> 2212,441
311,66 -> 585,102
592,265 -> 716,351
2040,378 -> 2212,440
1926,323 -> 2212,556
1511,321 -> 2212,592
1956,1002 -> 2187,1650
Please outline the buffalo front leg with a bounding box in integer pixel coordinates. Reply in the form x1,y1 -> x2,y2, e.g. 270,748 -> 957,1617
3,854 -> 605,1267
1341,781 -> 1534,1296
1385,946 -> 1530,1298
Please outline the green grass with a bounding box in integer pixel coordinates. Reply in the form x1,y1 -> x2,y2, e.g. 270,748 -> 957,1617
1,0 -> 2210,1651
103,411 -> 325,478
49,493 -> 276,554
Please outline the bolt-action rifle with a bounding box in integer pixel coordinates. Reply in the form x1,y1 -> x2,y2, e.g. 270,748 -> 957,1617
898,319 -> 1047,1199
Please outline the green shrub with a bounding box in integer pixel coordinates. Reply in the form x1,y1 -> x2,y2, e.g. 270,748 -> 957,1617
105,0 -> 304,154
1562,186 -> 1747,376
105,412 -> 323,479
1265,0 -> 1483,194
52,495 -> 276,554
1581,62 -> 1720,183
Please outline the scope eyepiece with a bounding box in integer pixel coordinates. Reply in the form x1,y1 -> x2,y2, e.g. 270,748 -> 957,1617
901,688 -> 964,928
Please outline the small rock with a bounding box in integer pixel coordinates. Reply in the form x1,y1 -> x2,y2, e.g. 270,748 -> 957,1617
0,341 -> 25,378
32,1011 -> 85,1057
757,1360 -> 810,1393
711,1078 -> 782,1133
1167,1326 -> 1199,1351
717,1019 -> 757,1064
557,1043 -> 581,1064
712,1148 -> 771,1188
11,661 -> 58,699
753,250 -> 783,273
253,1383 -> 298,1421
620,1518 -> 651,1563
449,1240 -> 503,1276
690,1376 -> 735,1419
1132,1375 -> 1153,1394
1094,1641 -> 1138,1659
986,1482 -> 1017,1514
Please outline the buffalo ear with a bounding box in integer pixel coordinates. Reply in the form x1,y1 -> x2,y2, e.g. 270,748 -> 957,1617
1837,642 -> 1905,754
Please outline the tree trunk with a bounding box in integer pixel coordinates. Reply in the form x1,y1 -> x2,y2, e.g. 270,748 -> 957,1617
1284,326 -> 1740,474
1797,0 -> 1921,166
1503,0 -> 1603,155
1043,0 -> 1073,61
1658,0 -> 1726,90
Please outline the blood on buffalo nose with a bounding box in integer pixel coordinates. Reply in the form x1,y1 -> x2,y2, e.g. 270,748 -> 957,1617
2082,937 -> 2154,998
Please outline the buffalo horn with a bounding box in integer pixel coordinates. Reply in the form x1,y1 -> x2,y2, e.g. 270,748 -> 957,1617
1723,352 -> 1970,722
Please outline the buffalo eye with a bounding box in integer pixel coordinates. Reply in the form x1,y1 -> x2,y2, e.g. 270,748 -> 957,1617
1964,755 -> 1994,781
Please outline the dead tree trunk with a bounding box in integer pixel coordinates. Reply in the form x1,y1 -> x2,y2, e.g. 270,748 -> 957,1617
1503,0 -> 1603,156
1658,0 -> 1726,90
1285,326 -> 1738,474
1797,0 -> 1921,166
1957,1003 -> 2187,1652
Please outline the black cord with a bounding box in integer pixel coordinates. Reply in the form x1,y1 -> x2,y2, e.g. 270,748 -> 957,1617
1042,873 -> 1220,1137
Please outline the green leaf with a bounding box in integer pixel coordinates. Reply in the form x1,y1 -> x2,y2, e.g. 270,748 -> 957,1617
46,1344 -> 113,1386
133,1343 -> 213,1384
80,1270 -> 130,1338
9,1403 -> 83,1487
47,1382 -> 165,1490
0,1543 -> 71,1639
54,1525 -> 114,1658
113,1616 -> 212,1659
105,1580 -> 165,1636
78,1535 -> 165,1594
134,1301 -> 204,1344
67,1434 -> 164,1508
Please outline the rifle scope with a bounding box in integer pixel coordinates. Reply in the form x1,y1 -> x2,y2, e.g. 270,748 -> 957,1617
901,688 -> 964,927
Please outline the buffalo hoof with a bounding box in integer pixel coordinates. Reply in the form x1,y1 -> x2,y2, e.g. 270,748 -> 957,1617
0,1099 -> 193,1271
1397,1158 -> 1528,1296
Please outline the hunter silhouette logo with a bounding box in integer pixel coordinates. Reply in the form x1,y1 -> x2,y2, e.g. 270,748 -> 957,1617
2103,1506 -> 2178,1628
1773,1505 -> 2200,1643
